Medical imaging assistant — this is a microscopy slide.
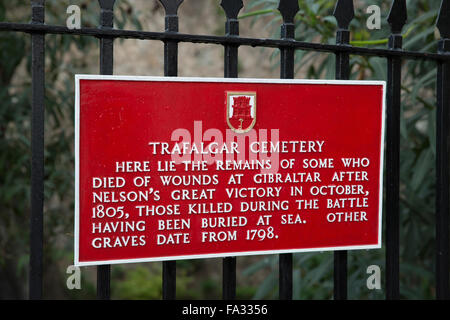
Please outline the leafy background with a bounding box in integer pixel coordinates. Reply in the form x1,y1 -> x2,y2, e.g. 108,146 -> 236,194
0,0 -> 443,299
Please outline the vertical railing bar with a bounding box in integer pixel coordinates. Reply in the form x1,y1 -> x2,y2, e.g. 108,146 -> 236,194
29,0 -> 45,300
160,0 -> 183,300
96,264 -> 111,300
162,260 -> 176,300
162,24 -> 177,297
385,34 -> 402,300
222,257 -> 236,299
163,15 -> 179,77
333,251 -> 347,299
221,0 -> 243,301
385,0 -> 407,300
333,29 -> 349,299
436,39 -> 450,300
96,0 -> 116,300
332,0 -> 354,300
223,18 -> 239,78
435,0 -> 450,300
277,0 -> 298,300
279,253 -> 293,300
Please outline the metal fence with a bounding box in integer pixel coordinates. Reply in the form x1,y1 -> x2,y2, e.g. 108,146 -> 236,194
0,0 -> 449,300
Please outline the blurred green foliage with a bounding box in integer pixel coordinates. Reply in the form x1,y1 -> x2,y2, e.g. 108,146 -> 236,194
112,266 -> 163,300
239,0 -> 442,299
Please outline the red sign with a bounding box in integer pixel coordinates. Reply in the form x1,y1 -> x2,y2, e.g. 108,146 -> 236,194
74,76 -> 385,266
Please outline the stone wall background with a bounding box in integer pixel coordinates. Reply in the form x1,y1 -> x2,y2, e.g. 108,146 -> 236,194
114,0 -> 280,79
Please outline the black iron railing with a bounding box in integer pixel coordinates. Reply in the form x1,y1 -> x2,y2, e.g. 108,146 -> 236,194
0,0 -> 449,300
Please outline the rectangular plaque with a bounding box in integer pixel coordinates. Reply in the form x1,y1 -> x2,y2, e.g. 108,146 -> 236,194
74,75 -> 385,266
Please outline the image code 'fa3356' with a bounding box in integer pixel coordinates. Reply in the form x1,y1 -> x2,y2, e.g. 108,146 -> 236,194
74,75 -> 386,266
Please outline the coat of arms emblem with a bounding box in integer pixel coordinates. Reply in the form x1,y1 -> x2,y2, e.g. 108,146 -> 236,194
226,92 -> 256,133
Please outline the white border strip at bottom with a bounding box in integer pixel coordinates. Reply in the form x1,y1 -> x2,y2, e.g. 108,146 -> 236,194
75,244 -> 381,267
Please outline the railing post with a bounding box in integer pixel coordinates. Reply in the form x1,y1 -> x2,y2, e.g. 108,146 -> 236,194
159,0 -> 183,300
332,0 -> 354,300
436,0 -> 450,300
97,0 -> 116,300
277,0 -> 299,300
160,0 -> 183,77
220,0 -> 243,300
29,0 -> 45,300
222,0 -> 242,79
385,0 -> 407,300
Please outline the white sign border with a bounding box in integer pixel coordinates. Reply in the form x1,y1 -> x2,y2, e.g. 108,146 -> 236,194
74,75 -> 386,267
